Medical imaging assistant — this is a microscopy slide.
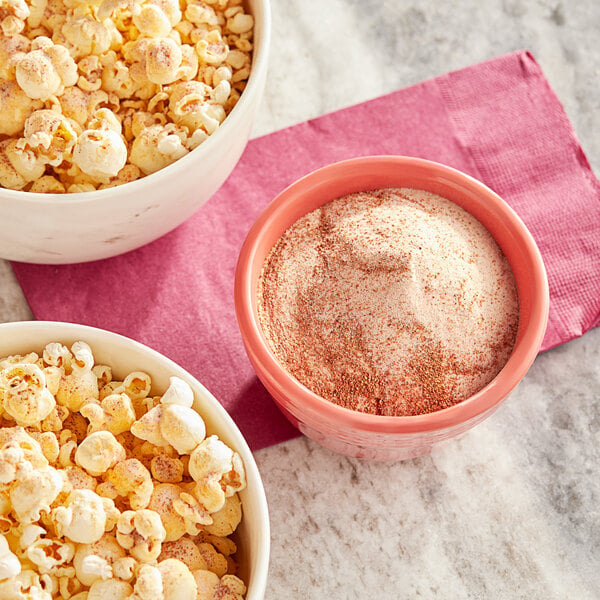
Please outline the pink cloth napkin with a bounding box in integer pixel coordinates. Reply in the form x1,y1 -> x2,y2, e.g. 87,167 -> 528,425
13,50 -> 600,450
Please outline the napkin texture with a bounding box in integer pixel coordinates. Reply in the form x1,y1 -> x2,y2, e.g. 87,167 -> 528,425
13,50 -> 600,450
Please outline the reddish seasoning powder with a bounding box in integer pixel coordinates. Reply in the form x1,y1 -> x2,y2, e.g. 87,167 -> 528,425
257,188 -> 519,416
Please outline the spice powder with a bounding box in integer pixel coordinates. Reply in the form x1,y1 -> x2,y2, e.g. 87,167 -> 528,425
257,188 -> 519,416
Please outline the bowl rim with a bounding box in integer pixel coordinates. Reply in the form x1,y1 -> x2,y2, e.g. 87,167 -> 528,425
0,0 -> 272,206
234,155 -> 550,435
0,320 -> 270,598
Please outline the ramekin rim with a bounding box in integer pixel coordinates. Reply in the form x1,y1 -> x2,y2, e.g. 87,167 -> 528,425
234,155 -> 550,435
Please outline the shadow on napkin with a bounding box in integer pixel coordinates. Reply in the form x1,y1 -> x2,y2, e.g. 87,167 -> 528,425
12,50 -> 600,450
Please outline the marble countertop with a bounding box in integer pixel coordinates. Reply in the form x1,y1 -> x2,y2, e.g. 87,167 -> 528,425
1,0 -> 600,598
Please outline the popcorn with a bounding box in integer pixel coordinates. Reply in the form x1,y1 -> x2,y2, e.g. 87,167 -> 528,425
194,573 -> 246,600
107,458 -> 154,509
76,554 -> 112,584
24,529 -> 75,574
115,509 -> 166,562
131,405 -> 168,447
133,4 -> 172,38
60,15 -> 121,59
0,139 -> 46,190
56,365 -> 99,412
150,454 -> 183,483
131,563 -> 163,600
129,123 -> 189,175
0,340 -> 248,597
87,578 -> 133,600
0,570 -> 53,600
195,28 -> 228,65
72,127 -> 128,183
63,465 -> 97,490
160,404 -> 206,455
156,558 -> 197,600
196,542 -> 227,577
188,436 -> 246,513
73,533 -> 125,586
0,363 -> 56,426
112,555 -> 137,581
194,569 -> 220,600
19,109 -> 77,167
51,488 -> 109,543
42,342 -> 72,370
172,491 -> 211,536
15,36 -> 77,100
227,12 -> 253,35
148,483 -> 187,542
10,465 -> 64,524
0,33 -> 30,80
145,37 -> 183,84
81,393 -> 136,436
0,427 -> 48,471
0,533 -> 21,579
27,431 -> 60,464
58,86 -> 110,128
29,175 -> 66,193
71,341 -> 95,373
115,371 -> 152,401
131,378 -> 204,454
75,431 -> 126,476
160,376 -> 194,407
204,493 -> 242,537
159,536 -> 205,571
0,0 -> 254,193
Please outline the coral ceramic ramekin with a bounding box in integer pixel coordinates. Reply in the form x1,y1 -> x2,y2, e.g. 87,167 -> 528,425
234,156 -> 549,460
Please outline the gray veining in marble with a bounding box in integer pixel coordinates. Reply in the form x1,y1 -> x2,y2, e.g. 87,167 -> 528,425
1,0 -> 599,598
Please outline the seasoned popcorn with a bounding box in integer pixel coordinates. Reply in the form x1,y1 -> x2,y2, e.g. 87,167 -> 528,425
75,430 -> 126,476
0,0 -> 254,193
0,340 -> 249,598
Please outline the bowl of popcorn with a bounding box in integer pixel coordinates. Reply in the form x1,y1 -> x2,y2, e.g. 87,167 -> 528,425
0,0 -> 270,264
0,320 -> 270,599
235,155 -> 549,461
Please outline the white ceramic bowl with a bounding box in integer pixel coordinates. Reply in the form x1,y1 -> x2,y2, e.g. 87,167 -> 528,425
0,321 -> 270,598
0,0 -> 271,264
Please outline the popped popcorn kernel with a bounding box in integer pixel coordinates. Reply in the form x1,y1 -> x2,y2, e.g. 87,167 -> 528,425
87,578 -> 133,600
116,508 -> 166,562
10,464 -> 64,524
188,436 -> 246,513
55,366 -> 99,412
73,533 -> 125,586
15,36 -> 77,100
51,488 -> 109,543
107,458 -> 154,509
72,127 -> 128,183
129,123 -> 189,175
147,483 -> 186,542
20,109 -> 77,167
160,404 -> 206,455
0,363 -> 56,426
159,536 -> 206,571
0,532 -> 21,579
75,430 -> 126,476
204,492 -> 242,537
156,557 -> 197,600
81,392 -> 136,436
150,454 -> 183,483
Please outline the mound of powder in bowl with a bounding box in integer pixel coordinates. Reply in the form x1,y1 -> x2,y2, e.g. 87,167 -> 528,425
257,188 -> 519,416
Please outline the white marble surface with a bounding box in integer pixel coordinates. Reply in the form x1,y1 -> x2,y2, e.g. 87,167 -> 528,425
1,0 -> 600,598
